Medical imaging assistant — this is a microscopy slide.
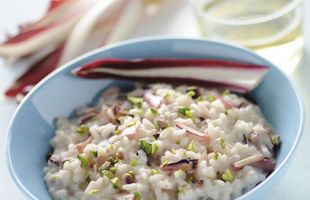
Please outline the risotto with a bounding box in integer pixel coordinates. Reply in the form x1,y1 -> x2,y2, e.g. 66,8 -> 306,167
44,84 -> 280,200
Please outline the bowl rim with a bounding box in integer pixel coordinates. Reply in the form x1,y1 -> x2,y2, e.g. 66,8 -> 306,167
6,37 -> 304,200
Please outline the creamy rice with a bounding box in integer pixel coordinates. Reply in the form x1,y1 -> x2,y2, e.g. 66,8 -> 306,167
44,84 -> 279,200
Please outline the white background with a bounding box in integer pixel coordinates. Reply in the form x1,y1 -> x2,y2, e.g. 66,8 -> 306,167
0,0 -> 309,199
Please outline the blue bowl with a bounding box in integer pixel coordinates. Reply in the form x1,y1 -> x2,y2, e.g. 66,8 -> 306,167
7,38 -> 304,200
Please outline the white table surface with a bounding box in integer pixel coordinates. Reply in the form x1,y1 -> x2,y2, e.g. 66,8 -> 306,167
0,0 -> 309,199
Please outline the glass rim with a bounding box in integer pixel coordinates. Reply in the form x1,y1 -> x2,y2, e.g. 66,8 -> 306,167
188,0 -> 302,25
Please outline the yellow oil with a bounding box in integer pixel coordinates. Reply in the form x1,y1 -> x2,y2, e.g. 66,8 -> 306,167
195,0 -> 303,74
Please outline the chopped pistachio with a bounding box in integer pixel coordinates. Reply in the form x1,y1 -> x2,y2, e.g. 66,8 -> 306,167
197,96 -> 203,102
222,169 -> 234,182
222,89 -> 230,96
110,166 -> 117,174
101,170 -> 115,179
140,140 -> 152,155
151,169 -> 159,175
163,92 -> 171,100
126,121 -> 137,127
178,107 -> 190,116
171,148 -> 176,154
76,124 -> 89,134
134,192 -> 141,200
90,150 -> 98,158
271,135 -> 280,145
77,155 -> 89,168
187,90 -> 196,97
111,177 -> 121,189
127,96 -> 143,108
88,189 -> 99,195
135,109 -> 143,115
185,110 -> 193,118
187,140 -> 195,151
220,137 -> 225,149
213,151 -> 219,160
150,107 -> 159,115
161,160 -> 169,167
224,110 -> 228,115
178,107 -> 193,118
108,157 -> 119,165
114,129 -> 122,135
107,144 -> 114,150
128,170 -> 135,177
151,143 -> 158,155
186,173 -> 195,183
130,159 -> 138,167
207,95 -> 216,102
108,156 -> 114,163
176,188 -> 185,195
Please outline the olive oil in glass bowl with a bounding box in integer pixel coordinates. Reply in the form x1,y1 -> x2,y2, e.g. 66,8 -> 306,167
188,0 -> 303,74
